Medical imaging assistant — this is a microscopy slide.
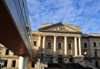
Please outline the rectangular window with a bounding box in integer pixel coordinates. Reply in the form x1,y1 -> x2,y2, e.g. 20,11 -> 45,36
12,60 -> 16,67
95,51 -> 97,57
48,43 -> 51,49
32,62 -> 35,68
58,43 -> 61,49
68,43 -> 71,49
4,60 -> 7,67
34,41 -> 36,46
6,49 -> 9,55
84,43 -> 87,48
94,42 -> 96,47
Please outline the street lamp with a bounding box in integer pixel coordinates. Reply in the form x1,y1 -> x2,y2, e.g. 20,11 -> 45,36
84,52 -> 87,60
41,51 -> 44,60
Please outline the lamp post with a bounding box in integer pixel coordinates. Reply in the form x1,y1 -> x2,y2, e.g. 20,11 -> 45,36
41,51 -> 44,60
84,52 -> 87,60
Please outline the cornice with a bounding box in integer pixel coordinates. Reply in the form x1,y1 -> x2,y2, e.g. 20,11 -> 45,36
39,30 -> 82,34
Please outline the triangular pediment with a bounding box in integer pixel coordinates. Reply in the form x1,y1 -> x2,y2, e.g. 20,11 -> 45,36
39,22 -> 82,33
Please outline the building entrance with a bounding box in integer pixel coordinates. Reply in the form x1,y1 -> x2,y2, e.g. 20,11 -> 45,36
69,55 -> 73,62
58,55 -> 62,63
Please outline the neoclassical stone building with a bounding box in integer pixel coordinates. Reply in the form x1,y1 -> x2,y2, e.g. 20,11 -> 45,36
0,22 -> 100,69
33,22 -> 100,67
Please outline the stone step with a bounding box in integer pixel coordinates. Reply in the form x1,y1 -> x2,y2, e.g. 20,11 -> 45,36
45,63 -> 93,69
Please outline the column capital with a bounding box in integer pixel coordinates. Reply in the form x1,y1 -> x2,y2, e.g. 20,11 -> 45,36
39,35 -> 42,36
42,35 -> 47,37
64,36 -> 68,38
54,36 -> 58,37
74,37 -> 77,38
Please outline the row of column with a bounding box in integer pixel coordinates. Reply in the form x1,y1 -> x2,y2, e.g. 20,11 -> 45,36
74,37 -> 82,56
38,36 -> 82,56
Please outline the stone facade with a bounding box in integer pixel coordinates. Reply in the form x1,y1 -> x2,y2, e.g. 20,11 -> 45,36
0,44 -> 36,69
0,22 -> 100,69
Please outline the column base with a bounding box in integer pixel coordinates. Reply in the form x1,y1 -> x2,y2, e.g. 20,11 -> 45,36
64,55 -> 69,63
74,55 -> 84,63
53,55 -> 58,63
64,58 -> 69,63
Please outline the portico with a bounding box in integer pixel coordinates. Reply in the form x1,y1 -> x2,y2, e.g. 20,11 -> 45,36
36,22 -> 84,63
32,23 -> 100,68
38,34 -> 83,63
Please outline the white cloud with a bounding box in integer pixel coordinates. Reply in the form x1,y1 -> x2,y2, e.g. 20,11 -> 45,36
27,0 -> 100,33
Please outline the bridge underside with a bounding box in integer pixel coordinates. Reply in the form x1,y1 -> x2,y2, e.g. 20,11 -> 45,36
0,0 -> 32,60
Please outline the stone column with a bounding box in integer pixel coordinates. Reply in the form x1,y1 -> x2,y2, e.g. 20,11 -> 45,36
74,37 -> 84,63
19,56 -> 29,69
64,36 -> 68,56
53,36 -> 58,63
78,37 -> 82,55
43,36 -> 46,54
74,37 -> 78,56
38,35 -> 42,54
64,36 -> 69,63
54,36 -> 57,54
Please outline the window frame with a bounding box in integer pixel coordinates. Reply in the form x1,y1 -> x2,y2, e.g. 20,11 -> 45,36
4,60 -> 7,67
95,51 -> 97,57
58,43 -> 61,49
94,42 -> 96,47
34,41 -> 36,46
68,43 -> 71,49
12,60 -> 16,67
6,49 -> 9,55
48,43 -> 51,49
84,43 -> 87,48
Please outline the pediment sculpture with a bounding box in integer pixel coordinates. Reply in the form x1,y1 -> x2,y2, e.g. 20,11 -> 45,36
56,26 -> 68,31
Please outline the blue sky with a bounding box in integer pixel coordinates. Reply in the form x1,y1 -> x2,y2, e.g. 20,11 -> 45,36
27,0 -> 100,34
